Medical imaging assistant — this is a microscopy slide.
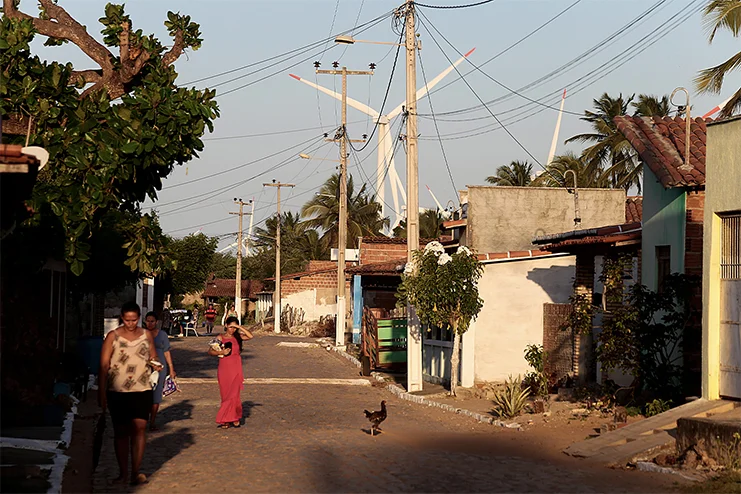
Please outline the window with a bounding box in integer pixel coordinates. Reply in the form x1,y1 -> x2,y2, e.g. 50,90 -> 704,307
656,245 -> 671,293
721,214 -> 741,280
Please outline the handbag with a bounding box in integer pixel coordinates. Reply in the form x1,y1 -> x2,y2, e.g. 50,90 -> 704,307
149,370 -> 159,389
163,375 -> 179,397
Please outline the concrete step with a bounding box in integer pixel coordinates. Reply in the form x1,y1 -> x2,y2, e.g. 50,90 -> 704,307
564,399 -> 736,466
676,403 -> 741,466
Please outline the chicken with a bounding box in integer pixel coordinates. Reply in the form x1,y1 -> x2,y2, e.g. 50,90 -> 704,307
363,400 -> 387,436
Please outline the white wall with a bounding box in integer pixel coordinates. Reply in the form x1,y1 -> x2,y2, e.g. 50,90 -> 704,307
282,289 -> 336,323
472,255 -> 576,383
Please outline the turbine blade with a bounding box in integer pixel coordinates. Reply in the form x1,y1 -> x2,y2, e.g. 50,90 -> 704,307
289,74 -> 379,118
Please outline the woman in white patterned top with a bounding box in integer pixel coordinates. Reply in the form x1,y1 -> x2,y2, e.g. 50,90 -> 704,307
99,301 -> 162,486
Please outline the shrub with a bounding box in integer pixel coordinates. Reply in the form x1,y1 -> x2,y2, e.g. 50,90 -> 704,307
644,398 -> 672,417
492,375 -> 531,418
523,344 -> 549,399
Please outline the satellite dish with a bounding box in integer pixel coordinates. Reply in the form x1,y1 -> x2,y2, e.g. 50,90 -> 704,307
21,146 -> 50,170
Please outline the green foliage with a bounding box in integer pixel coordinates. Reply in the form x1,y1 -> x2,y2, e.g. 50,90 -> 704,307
166,233 -> 218,296
393,209 -> 444,240
597,273 -> 698,400
300,173 -> 388,248
0,8 -> 218,275
397,243 -> 483,335
643,398 -> 672,417
492,375 -> 531,418
625,406 -> 642,417
566,292 -> 595,335
523,344 -> 549,399
486,160 -> 533,186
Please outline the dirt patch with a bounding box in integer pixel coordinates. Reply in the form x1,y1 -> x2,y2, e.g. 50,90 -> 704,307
62,398 -> 97,494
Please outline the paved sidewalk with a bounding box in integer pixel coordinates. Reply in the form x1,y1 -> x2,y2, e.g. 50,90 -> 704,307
90,334 -> 675,493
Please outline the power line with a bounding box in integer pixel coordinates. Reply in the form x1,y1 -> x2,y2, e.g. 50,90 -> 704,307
418,48 -> 459,202
202,120 -> 365,141
415,0 -> 497,9
182,9 -> 394,86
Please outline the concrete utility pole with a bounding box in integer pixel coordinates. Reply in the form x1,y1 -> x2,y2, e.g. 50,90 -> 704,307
230,199 -> 252,323
263,181 -> 294,333
316,63 -> 372,347
403,0 -> 424,392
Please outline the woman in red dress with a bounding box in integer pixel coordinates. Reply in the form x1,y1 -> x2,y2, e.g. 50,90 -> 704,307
208,316 -> 253,428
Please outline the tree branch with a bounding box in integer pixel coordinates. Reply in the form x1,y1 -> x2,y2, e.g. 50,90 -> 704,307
162,29 -> 185,67
1,114 -> 36,136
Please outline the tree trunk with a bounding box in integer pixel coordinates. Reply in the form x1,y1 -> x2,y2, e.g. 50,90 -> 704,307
450,324 -> 461,397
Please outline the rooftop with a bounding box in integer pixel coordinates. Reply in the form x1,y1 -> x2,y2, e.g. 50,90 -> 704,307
614,116 -> 706,188
203,278 -> 264,299
625,196 -> 643,223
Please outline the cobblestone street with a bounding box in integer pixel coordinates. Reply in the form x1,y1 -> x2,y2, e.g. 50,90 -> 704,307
91,333 -> 674,493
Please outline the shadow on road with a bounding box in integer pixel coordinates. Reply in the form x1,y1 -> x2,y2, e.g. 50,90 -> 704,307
168,343 -> 254,379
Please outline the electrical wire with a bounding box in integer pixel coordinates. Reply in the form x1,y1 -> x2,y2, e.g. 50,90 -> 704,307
182,9 -> 395,86
202,120 -> 365,141
415,0 -> 496,8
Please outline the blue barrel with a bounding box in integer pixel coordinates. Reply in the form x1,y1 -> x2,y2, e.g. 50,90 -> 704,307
77,336 -> 103,375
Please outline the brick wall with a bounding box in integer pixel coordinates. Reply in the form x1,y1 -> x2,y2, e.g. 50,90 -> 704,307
281,269 -> 351,299
543,303 -> 574,385
683,189 -> 704,396
359,242 -> 408,265
307,260 -> 336,272
574,253 -> 596,384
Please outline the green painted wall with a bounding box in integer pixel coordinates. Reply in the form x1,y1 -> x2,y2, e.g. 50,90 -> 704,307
641,163 -> 686,291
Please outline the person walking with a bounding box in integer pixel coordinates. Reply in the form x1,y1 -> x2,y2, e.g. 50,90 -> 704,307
207,316 -> 253,429
144,312 -> 176,431
99,302 -> 162,485
204,304 -> 217,334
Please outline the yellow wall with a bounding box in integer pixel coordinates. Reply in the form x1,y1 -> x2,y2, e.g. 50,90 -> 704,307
703,116 -> 741,399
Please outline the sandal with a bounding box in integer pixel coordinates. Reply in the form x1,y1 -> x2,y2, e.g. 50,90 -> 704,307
131,473 -> 148,485
232,421 -> 241,428
218,424 -> 230,429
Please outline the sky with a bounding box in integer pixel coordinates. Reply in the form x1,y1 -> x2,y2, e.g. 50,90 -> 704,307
24,0 -> 741,250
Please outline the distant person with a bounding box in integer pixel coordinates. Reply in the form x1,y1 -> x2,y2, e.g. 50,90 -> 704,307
144,312 -> 176,431
207,316 -> 253,429
99,302 -> 162,485
221,305 -> 237,325
161,308 -> 172,335
204,304 -> 217,334
192,304 -> 200,331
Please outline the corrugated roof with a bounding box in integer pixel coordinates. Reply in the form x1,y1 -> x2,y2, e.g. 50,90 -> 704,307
538,230 -> 641,252
532,222 -> 641,245
614,116 -> 706,188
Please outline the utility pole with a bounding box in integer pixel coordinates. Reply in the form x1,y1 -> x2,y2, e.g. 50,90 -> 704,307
230,199 -> 252,324
263,180 -> 294,333
316,61 -> 373,347
403,0 -> 423,392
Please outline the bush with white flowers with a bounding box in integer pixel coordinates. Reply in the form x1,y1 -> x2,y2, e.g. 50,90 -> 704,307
397,242 -> 484,395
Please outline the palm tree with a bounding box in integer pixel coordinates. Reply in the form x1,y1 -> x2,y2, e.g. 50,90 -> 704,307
632,94 -> 672,117
393,209 -> 443,239
301,173 -> 389,248
252,211 -> 319,276
532,152 -> 609,188
485,160 -> 533,186
695,0 -> 741,117
566,93 -> 642,192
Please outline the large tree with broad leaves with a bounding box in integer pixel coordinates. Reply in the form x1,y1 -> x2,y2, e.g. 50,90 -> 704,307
0,1 -> 219,276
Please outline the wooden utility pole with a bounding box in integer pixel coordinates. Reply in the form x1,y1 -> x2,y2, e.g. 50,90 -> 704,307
263,180 -> 294,333
316,63 -> 372,346
230,199 -> 252,323
404,0 -> 423,392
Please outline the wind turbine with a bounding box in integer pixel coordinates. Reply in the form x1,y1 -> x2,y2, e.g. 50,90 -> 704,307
702,94 -> 733,119
426,185 -> 452,220
545,88 -> 567,168
289,48 -> 475,228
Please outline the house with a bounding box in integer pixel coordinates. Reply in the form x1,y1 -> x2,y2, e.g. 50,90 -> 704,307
532,201 -> 643,386
615,116 -> 707,394
702,116 -> 741,400
265,260 -> 352,330
442,186 -> 627,252
202,277 -> 264,318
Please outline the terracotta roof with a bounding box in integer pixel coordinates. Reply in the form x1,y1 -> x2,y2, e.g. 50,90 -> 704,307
625,196 -> 642,223
203,279 -> 264,299
0,144 -> 40,171
614,116 -> 706,188
532,222 -> 641,245
264,263 -> 353,282
347,259 -> 407,276
361,236 -> 436,245
476,250 -> 556,262
538,230 -> 641,253
442,219 -> 466,229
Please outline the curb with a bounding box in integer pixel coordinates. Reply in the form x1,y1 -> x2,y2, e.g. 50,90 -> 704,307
326,344 -> 522,430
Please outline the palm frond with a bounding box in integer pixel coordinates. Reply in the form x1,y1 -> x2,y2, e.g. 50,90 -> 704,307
695,50 -> 741,94
703,0 -> 741,42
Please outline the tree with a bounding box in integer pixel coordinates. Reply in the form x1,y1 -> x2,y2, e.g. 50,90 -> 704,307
531,152 -> 609,188
632,94 -> 672,117
301,173 -> 389,248
695,0 -> 741,117
393,209 -> 444,240
0,3 -> 218,275
397,243 -> 484,396
166,233 -> 217,296
253,212 -> 321,278
485,160 -> 533,186
566,93 -> 642,192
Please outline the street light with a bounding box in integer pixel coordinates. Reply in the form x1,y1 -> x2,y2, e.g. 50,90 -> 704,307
299,153 -> 341,163
334,35 -> 403,47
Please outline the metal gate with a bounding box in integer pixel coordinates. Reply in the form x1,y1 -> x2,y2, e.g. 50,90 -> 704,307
720,214 -> 741,399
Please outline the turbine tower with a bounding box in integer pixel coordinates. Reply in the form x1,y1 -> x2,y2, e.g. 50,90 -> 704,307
289,48 -> 474,228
